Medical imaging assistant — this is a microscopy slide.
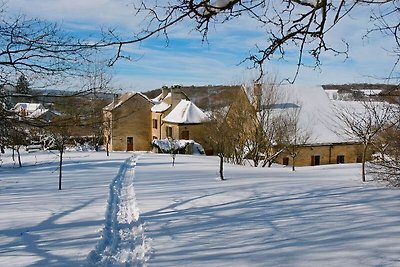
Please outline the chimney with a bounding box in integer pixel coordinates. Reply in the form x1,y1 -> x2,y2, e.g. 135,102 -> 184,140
171,85 -> 182,109
254,83 -> 262,111
113,94 -> 119,106
161,86 -> 169,99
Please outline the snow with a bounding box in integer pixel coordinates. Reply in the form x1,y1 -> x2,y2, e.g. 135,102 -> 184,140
271,85 -> 354,144
0,150 -> 131,266
162,100 -> 207,124
13,103 -> 48,118
150,102 -> 170,113
152,139 -> 205,154
87,155 -> 151,265
1,151 -> 400,266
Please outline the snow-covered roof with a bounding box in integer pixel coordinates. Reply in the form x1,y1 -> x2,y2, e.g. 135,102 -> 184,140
151,102 -> 171,113
29,108 -> 50,118
13,103 -> 48,118
152,92 -> 171,103
266,85 -> 355,144
163,100 -> 207,124
14,103 -> 43,112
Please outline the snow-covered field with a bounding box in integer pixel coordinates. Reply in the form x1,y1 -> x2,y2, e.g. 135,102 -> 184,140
1,151 -> 399,266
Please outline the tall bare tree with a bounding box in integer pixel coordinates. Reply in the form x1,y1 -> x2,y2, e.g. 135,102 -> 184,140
275,104 -> 311,171
0,3 -> 98,145
199,107 -> 231,180
334,100 -> 396,182
243,81 -> 286,167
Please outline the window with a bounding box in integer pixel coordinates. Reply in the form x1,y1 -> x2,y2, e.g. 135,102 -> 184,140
282,157 -> 289,166
152,119 -> 158,129
181,130 -> 189,140
166,127 -> 173,138
356,156 -> 363,163
311,155 -> 321,166
337,155 -> 345,164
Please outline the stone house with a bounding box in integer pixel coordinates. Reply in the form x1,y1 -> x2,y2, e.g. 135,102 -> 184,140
14,103 -> 47,118
150,86 -> 190,140
13,102 -> 59,123
104,86 -> 207,152
103,92 -> 153,151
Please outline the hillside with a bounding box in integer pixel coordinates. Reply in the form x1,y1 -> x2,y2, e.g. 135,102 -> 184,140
144,85 -> 242,110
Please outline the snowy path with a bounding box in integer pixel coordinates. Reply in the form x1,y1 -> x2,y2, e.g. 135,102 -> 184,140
87,155 -> 150,266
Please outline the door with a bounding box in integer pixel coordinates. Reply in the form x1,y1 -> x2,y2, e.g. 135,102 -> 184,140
337,155 -> 345,164
282,157 -> 289,166
311,155 -> 321,166
126,137 -> 134,151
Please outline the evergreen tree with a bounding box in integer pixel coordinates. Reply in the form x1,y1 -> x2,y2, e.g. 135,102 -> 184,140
15,75 -> 30,94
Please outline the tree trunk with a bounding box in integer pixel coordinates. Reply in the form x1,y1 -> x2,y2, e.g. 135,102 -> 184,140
172,153 -> 176,166
361,142 -> 368,182
106,140 -> 110,156
292,156 -> 296,171
219,154 -> 225,180
59,145 -> 64,190
16,146 -> 21,167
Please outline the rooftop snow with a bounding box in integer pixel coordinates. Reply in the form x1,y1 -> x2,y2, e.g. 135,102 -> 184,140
13,103 -> 48,118
14,103 -> 43,112
163,100 -> 207,124
266,85 -> 355,144
151,102 -> 171,113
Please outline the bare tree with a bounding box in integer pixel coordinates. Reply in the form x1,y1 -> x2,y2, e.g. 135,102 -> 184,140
44,113 -> 82,190
90,1 -> 399,82
199,107 -> 232,180
243,81 -> 286,167
370,126 -> 400,186
7,125 -> 29,167
334,100 -> 397,182
0,10 -> 93,85
274,102 -> 311,171
223,92 -> 253,165
0,4 -> 99,150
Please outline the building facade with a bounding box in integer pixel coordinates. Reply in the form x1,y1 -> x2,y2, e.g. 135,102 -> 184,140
103,92 -> 153,151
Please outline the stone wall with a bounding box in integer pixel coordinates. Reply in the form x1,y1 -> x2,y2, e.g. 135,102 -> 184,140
108,94 -> 152,151
275,143 -> 365,167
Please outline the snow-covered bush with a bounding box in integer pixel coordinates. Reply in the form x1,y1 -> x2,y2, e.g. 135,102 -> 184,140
151,139 -> 205,155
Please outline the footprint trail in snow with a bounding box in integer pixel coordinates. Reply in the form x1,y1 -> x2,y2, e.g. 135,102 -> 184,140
87,155 -> 151,266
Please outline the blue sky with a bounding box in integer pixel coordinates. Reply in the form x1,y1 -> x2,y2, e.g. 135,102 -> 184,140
5,0 -> 399,92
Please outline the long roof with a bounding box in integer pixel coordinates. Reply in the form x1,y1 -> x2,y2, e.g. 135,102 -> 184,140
261,85 -> 355,144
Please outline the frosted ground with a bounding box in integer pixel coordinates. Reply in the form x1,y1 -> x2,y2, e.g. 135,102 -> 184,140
0,151 -> 399,266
